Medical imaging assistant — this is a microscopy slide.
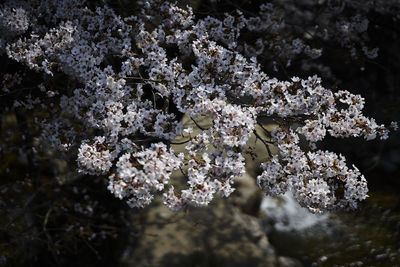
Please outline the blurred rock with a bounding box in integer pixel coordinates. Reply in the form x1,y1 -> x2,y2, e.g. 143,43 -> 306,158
277,256 -> 303,267
230,173 -> 263,216
122,196 -> 279,267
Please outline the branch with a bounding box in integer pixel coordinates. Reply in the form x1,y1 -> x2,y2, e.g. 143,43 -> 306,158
253,129 -> 273,158
257,122 -> 273,138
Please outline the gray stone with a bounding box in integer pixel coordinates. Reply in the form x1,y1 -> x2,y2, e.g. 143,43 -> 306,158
122,196 -> 278,267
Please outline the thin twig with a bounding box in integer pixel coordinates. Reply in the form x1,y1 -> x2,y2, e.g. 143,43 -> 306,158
80,236 -> 101,260
190,117 -> 206,131
257,122 -> 273,138
123,76 -> 163,83
170,139 -> 191,145
253,129 -> 273,158
179,166 -> 189,180
0,86 -> 36,97
43,205 -> 58,263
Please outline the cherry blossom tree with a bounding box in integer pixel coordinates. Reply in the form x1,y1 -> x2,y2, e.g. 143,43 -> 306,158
1,0 -> 399,216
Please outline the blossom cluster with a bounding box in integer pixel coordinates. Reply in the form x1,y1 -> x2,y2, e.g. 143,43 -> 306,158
108,142 -> 182,208
257,128 -> 369,213
1,0 -> 397,213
